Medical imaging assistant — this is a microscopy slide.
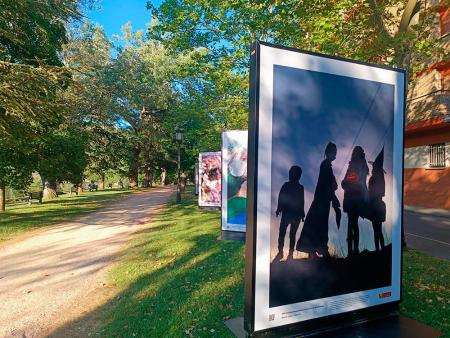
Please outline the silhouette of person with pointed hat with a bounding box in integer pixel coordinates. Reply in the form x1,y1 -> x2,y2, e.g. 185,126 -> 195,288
297,142 -> 340,258
368,147 -> 386,251
342,146 -> 369,257
275,165 -> 305,261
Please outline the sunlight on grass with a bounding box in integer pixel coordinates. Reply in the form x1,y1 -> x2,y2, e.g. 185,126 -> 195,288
97,190 -> 448,337
0,189 -> 132,242
98,192 -> 244,337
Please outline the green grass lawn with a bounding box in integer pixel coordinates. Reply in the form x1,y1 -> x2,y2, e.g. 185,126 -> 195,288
401,248 -> 450,336
96,193 -> 244,337
0,189 -> 132,242
92,191 -> 449,337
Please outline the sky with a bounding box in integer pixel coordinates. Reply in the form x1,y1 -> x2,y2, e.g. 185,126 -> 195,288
87,0 -> 163,41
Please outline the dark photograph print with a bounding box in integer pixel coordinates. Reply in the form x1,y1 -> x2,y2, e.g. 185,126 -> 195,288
269,64 -> 396,308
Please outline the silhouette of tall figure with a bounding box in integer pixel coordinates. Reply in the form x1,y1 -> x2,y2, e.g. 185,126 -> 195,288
275,166 -> 305,260
368,147 -> 386,251
342,146 -> 369,257
297,142 -> 340,258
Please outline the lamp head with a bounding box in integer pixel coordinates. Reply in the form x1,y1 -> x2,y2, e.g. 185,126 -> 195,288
175,127 -> 183,142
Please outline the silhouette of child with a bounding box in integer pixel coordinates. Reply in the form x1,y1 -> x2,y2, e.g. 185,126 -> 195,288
275,166 -> 305,261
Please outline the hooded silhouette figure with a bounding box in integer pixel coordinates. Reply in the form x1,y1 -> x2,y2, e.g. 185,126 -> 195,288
297,142 -> 340,258
368,147 -> 386,251
342,146 -> 369,256
275,166 -> 305,260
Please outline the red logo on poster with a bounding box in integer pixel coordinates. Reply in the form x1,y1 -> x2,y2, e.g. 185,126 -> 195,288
379,292 -> 391,299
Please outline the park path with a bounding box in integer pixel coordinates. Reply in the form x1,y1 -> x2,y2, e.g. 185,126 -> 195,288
0,187 -> 173,338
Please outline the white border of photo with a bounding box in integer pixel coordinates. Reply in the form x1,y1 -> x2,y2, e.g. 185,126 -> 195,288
252,43 -> 405,331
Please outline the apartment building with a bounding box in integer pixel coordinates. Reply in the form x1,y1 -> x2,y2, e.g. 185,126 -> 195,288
404,0 -> 449,209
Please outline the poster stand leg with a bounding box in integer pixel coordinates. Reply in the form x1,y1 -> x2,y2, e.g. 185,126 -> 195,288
224,317 -> 246,338
218,230 -> 246,242
198,206 -> 221,211
224,314 -> 442,338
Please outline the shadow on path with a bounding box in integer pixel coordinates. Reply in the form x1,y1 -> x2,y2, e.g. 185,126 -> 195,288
0,187 -> 173,338
48,194 -> 245,338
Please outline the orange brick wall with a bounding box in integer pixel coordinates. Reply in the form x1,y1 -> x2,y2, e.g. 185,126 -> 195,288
440,6 -> 450,36
404,167 -> 450,210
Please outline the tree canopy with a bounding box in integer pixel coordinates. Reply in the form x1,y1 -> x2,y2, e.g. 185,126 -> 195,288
0,0 -> 84,140
0,0 -> 445,210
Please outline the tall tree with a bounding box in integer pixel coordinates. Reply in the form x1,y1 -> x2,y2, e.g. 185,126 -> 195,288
85,126 -> 128,189
107,24 -> 180,187
0,140 -> 33,211
0,0 -> 87,208
0,0 -> 83,139
35,130 -> 88,199
63,22 -> 124,189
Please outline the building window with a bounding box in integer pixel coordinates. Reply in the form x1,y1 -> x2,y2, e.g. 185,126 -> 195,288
428,143 -> 446,168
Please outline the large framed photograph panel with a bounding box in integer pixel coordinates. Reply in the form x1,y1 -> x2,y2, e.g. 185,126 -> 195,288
198,152 -> 222,208
222,130 -> 248,232
244,41 -> 405,334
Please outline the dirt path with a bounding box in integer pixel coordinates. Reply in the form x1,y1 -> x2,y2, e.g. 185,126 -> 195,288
0,187 -> 173,338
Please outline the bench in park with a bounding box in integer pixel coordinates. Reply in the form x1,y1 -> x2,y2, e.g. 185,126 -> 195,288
28,191 -> 43,205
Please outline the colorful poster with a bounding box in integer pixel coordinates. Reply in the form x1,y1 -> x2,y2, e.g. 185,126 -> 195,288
244,42 -> 405,334
222,131 -> 248,232
198,152 -> 222,208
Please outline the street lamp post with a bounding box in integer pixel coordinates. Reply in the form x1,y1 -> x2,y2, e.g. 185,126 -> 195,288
175,127 -> 183,204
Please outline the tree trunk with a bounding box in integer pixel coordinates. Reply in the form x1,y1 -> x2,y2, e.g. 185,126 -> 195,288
128,147 -> 140,188
143,166 -> 152,188
43,180 -> 58,199
0,183 -> 5,212
161,169 -> 166,186
128,168 -> 138,188
40,174 -> 46,191
99,173 -> 106,190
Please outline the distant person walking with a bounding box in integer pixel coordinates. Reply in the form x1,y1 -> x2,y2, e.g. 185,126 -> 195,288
341,146 -> 369,257
275,166 -> 305,261
368,147 -> 386,251
297,142 -> 340,258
